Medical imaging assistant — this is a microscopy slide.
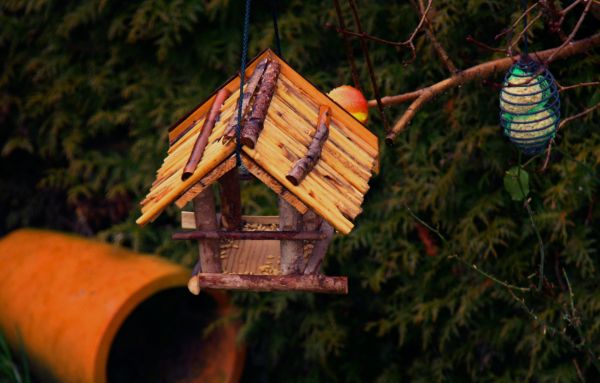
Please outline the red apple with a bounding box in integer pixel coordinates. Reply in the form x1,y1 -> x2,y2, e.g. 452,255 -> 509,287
327,85 -> 369,124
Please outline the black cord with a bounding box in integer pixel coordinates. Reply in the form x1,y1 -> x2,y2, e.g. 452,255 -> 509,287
236,0 -> 252,168
271,0 -> 282,57
521,0 -> 528,57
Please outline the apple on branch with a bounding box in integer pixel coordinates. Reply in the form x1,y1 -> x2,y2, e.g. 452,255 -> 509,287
327,85 -> 369,124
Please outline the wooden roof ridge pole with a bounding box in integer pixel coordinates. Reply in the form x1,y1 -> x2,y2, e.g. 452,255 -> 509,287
286,105 -> 331,186
182,88 -> 231,180
192,273 -> 348,294
241,60 -> 281,148
369,32 -> 600,144
222,58 -> 270,142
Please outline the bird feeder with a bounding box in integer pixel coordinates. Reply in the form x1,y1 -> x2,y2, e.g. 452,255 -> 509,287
499,58 -> 560,154
137,49 -> 379,294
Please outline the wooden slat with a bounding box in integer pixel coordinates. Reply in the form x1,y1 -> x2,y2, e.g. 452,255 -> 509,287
277,77 -> 377,164
221,239 -> 281,275
263,118 -> 364,211
167,51 -> 270,143
137,140 -> 236,225
181,212 -> 279,229
243,143 -> 354,234
174,156 -> 237,208
268,98 -> 371,193
275,58 -> 378,152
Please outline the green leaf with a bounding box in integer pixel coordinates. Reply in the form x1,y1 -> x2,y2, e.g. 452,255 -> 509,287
503,166 -> 529,201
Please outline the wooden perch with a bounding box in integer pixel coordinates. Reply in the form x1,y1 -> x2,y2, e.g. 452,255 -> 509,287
172,230 -> 327,241
286,105 -> 331,186
222,58 -> 269,143
189,273 -> 348,294
241,60 -> 281,148
182,88 -> 231,180
370,32 -> 600,144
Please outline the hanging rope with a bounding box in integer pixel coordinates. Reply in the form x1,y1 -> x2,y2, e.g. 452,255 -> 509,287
236,0 -> 252,168
271,0 -> 282,57
521,0 -> 529,57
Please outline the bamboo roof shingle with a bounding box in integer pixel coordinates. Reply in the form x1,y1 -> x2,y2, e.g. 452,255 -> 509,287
137,49 -> 379,235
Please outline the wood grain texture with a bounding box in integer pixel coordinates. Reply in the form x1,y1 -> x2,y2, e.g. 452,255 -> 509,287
192,273 -> 348,294
279,199 -> 304,275
218,168 -> 242,230
241,60 -> 280,148
138,49 -> 378,231
181,212 -> 279,229
193,189 -> 222,273
222,58 -> 269,142
174,156 -> 237,208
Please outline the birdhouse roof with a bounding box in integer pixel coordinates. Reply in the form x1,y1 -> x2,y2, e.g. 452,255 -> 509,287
137,49 -> 379,234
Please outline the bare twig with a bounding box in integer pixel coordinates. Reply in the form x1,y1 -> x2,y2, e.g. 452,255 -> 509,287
545,0 -> 593,64
416,0 -> 459,73
332,0 -> 432,65
540,139 -> 554,172
562,268 -> 600,372
509,12 -> 543,53
559,101 -> 600,130
524,199 -> 546,291
332,0 -> 362,91
558,80 -> 600,92
347,0 -> 391,132
466,35 -> 508,53
450,255 -> 532,292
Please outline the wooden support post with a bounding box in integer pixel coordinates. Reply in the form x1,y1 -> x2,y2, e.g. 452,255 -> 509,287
193,188 -> 222,274
218,168 -> 242,230
304,221 -> 334,275
279,198 -> 304,275
190,273 -> 348,294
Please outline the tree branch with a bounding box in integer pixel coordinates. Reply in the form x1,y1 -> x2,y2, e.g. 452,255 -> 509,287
371,32 -> 600,144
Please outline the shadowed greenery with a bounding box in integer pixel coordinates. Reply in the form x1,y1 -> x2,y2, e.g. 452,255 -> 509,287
1,0 -> 599,381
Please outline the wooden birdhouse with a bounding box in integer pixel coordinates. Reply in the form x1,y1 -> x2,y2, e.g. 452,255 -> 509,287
137,49 -> 379,294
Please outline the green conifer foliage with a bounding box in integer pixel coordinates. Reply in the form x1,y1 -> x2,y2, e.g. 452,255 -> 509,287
1,0 -> 599,381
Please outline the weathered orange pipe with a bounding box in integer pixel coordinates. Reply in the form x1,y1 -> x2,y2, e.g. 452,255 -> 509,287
0,229 -> 244,383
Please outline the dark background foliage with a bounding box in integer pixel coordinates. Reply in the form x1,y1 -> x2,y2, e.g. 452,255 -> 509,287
1,0 -> 599,381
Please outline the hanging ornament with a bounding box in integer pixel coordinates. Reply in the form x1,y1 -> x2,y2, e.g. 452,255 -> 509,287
499,58 -> 560,154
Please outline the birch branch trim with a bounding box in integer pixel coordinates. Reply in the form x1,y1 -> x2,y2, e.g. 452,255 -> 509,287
286,105 -> 331,186
182,88 -> 231,180
222,58 -> 269,143
241,60 -> 281,148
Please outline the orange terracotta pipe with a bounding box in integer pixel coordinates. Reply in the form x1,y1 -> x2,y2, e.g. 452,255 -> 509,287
0,229 -> 245,383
